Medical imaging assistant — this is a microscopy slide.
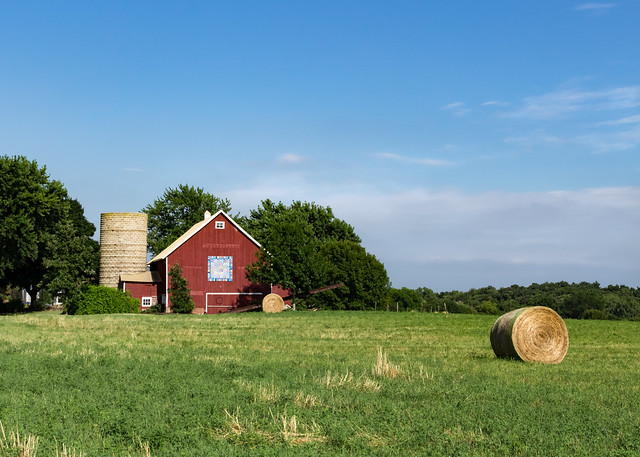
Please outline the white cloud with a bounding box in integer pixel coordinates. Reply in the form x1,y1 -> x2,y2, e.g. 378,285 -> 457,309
500,84 -> 640,153
443,102 -> 471,116
481,100 -> 509,107
332,186 -> 640,289
277,153 -> 305,165
228,178 -> 640,290
600,114 -> 640,125
375,152 -> 453,166
507,86 -> 640,120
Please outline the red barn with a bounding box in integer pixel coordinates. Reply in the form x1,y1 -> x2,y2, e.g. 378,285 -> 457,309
120,210 -> 281,313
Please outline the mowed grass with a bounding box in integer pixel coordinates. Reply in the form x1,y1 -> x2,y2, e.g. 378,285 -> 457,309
0,311 -> 639,456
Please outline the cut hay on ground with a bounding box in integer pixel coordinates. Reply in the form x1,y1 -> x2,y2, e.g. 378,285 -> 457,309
262,294 -> 284,313
490,306 -> 569,364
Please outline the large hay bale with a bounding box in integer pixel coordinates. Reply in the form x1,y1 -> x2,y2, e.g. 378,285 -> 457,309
262,293 -> 284,313
490,306 -> 569,364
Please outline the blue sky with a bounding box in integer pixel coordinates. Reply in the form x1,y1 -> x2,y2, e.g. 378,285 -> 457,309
1,1 -> 639,291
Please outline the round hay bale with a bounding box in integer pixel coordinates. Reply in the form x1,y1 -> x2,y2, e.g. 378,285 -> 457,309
262,293 -> 284,313
490,306 -> 568,364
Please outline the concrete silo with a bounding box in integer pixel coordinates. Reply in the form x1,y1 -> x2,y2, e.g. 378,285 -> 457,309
99,212 -> 148,288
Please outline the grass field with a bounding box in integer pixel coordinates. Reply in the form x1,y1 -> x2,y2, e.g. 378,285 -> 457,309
0,311 -> 639,456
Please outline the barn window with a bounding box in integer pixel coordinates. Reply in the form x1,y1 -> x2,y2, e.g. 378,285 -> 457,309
141,297 -> 153,308
208,256 -> 233,281
215,221 -> 225,229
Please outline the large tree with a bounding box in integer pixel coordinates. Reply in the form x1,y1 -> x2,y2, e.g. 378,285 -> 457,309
0,156 -> 99,304
246,213 -> 325,299
243,200 -> 361,245
305,240 -> 390,310
142,184 -> 232,256
245,200 -> 388,308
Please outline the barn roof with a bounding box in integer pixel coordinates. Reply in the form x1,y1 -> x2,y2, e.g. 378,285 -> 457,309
148,210 -> 261,264
120,271 -> 161,283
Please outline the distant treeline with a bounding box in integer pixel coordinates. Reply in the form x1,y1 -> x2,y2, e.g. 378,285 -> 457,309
387,282 -> 640,321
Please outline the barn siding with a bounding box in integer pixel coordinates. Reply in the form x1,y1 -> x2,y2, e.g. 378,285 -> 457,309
123,282 -> 158,309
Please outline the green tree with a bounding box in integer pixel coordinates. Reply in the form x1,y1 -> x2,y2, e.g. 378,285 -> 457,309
247,215 -> 324,302
560,288 -> 605,319
416,287 -> 438,312
476,300 -> 500,315
305,240 -> 390,310
44,215 -> 100,305
243,200 -> 361,245
389,287 -> 423,311
142,184 -> 232,256
0,156 -> 98,305
245,200 -> 369,305
603,290 -> 640,320
168,262 -> 195,314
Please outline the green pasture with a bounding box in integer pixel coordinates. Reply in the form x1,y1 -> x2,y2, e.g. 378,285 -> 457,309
0,311 -> 638,456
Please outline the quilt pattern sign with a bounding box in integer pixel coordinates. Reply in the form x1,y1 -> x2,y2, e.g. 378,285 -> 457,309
208,256 -> 233,282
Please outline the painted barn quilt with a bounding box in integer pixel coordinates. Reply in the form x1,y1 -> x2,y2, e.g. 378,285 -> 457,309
208,256 -> 233,281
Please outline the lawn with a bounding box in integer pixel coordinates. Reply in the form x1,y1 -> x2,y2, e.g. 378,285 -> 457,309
0,311 -> 638,456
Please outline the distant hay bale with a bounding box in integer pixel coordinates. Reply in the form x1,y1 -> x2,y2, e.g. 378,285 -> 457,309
490,306 -> 569,364
262,294 -> 284,313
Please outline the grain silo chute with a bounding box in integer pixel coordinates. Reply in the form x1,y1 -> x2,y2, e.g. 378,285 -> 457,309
99,212 -> 148,289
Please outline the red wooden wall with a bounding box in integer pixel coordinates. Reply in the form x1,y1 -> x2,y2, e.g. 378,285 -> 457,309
123,282 -> 158,309
154,213 -> 269,313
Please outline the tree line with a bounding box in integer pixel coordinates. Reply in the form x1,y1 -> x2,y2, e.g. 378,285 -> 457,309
385,282 -> 640,321
2,155 -> 639,320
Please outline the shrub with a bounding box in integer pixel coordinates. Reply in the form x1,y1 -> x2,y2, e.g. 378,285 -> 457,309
143,302 -> 164,314
66,285 -> 140,315
476,300 -> 500,315
168,262 -> 195,314
446,301 -> 477,314
0,299 -> 25,314
582,308 -> 610,320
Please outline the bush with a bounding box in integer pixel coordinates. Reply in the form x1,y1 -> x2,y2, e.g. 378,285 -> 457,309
446,301 -> 477,314
476,300 -> 500,315
0,299 -> 25,314
168,263 -> 195,314
143,302 -> 164,314
66,285 -> 140,315
582,309 -> 610,320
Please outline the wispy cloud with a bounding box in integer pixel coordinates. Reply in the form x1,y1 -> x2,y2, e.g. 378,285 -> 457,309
574,3 -> 616,11
276,153 -> 305,165
503,133 -> 565,148
481,100 -> 509,107
500,84 -> 640,153
504,122 -> 640,154
507,86 -> 640,120
375,152 -> 453,166
600,114 -> 640,125
443,102 -> 471,116
577,123 -> 640,153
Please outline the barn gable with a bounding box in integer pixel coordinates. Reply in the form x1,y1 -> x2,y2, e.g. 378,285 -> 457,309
148,210 -> 261,264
